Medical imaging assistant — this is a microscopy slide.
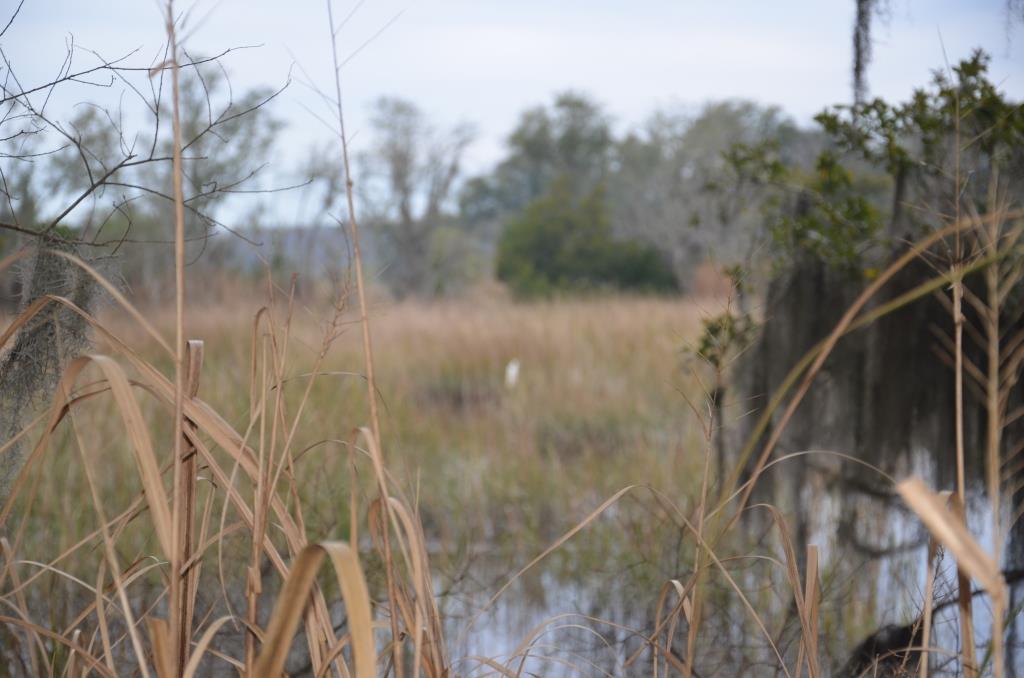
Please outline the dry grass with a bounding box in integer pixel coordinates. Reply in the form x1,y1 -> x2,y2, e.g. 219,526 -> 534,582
117,295 -> 710,535
0,249 -> 786,675
0,265 -> 991,675
1,207 -> 1021,677
0,1 -> 1020,675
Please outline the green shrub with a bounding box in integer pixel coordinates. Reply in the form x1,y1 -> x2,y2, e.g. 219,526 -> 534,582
496,177 -> 678,297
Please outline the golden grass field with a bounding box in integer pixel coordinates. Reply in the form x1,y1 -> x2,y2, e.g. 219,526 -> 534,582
94,293 -> 713,549
3,288 -> 742,675
2,245 -> 1016,676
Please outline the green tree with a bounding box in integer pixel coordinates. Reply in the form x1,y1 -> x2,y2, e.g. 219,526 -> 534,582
496,178 -> 677,298
460,92 -> 612,242
739,50 -> 1024,275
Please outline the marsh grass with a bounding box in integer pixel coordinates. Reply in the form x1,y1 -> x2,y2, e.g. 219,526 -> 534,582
2,225 -> 1018,675
0,1 -> 1022,675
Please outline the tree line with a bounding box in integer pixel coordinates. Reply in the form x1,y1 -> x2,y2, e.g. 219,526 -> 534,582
1,41 -> 1020,305
353,93 -> 811,299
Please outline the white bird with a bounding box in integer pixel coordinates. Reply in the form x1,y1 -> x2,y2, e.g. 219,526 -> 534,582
504,359 -> 521,389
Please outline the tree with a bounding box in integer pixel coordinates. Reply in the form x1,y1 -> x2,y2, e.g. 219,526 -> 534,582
460,92 -> 613,243
749,50 -> 1024,272
357,96 -> 475,298
609,101 -> 815,288
730,51 -> 1024,673
0,29 -> 285,496
109,64 -> 285,301
496,177 -> 677,298
0,45 -> 286,302
850,0 -> 1023,105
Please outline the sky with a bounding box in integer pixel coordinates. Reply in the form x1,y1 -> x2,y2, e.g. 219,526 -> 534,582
2,0 -> 1023,220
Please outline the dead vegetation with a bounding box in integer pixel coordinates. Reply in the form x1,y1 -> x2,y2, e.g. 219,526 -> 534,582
0,1 -> 1022,676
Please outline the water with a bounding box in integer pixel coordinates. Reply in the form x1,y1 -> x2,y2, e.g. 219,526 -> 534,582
424,447 -> 1023,676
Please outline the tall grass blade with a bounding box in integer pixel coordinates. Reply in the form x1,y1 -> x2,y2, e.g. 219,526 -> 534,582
253,542 -> 375,678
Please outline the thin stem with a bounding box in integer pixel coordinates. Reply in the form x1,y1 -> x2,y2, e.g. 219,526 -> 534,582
325,2 -> 405,677
166,1 -> 189,673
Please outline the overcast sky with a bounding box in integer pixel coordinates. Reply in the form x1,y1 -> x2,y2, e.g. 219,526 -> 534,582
3,0 -> 1023,200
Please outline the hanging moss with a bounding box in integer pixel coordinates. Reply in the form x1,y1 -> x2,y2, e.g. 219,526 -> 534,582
0,235 -> 100,499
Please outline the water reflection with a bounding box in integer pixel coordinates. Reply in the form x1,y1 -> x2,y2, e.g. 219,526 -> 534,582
433,446 -> 1020,676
